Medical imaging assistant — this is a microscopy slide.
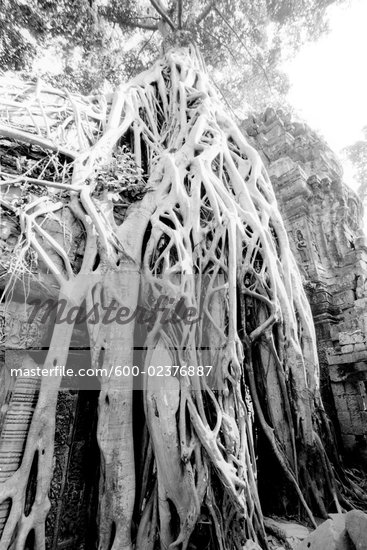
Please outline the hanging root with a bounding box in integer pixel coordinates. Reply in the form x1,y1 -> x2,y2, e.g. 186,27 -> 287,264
128,44 -> 342,546
0,43 -> 354,550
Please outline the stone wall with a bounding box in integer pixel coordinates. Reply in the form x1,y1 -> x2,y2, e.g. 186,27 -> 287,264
0,304 -> 99,548
244,108 -> 367,464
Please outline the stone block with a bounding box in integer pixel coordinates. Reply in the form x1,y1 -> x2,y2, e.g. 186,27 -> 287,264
297,517 -> 354,550
341,435 -> 356,449
354,343 -> 366,352
330,326 -> 341,341
331,383 -> 346,397
328,350 -> 367,364
342,345 -> 354,354
333,393 -> 349,411
353,333 -> 364,344
268,157 -> 297,179
328,514 -> 347,532
269,520 -> 310,540
346,394 -> 363,415
336,412 -> 354,433
243,541 -> 262,550
339,333 -> 353,345
340,331 -> 364,345
345,510 -> 367,550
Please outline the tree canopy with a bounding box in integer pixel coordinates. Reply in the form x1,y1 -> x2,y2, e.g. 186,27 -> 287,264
342,126 -> 367,200
1,0 -> 340,112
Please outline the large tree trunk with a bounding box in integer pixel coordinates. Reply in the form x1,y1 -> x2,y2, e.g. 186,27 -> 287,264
0,43 -> 362,550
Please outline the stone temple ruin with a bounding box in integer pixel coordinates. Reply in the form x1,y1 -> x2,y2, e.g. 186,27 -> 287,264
0,105 -> 366,549
244,107 -> 367,467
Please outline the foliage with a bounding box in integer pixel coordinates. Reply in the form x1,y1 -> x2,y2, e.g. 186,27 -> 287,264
0,0 -> 341,109
342,127 -> 367,199
96,145 -> 146,200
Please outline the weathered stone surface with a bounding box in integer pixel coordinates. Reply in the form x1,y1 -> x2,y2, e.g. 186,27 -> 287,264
340,331 -> 364,345
244,109 -> 367,461
345,510 -> 367,549
297,517 -> 354,550
274,521 -> 310,540
46,390 -> 100,550
265,517 -> 311,549
328,514 -> 350,537
244,541 -> 263,550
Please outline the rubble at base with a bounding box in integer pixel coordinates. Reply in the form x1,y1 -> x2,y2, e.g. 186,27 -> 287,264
266,510 -> 367,550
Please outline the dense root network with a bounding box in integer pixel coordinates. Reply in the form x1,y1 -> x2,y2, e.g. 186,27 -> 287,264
0,45 -> 359,550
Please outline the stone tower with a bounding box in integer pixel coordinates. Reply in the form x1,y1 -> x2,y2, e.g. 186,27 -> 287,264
244,107 -> 367,465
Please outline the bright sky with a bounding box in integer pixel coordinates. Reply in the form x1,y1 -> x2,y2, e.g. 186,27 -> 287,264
284,0 -> 367,183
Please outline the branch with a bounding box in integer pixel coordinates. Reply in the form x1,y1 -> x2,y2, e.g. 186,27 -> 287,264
126,31 -> 157,80
177,0 -> 183,29
196,1 -> 215,24
214,7 -> 273,94
0,123 -> 76,159
211,78 -> 240,124
0,173 -> 79,192
205,27 -> 239,66
118,18 -> 158,31
149,0 -> 176,31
